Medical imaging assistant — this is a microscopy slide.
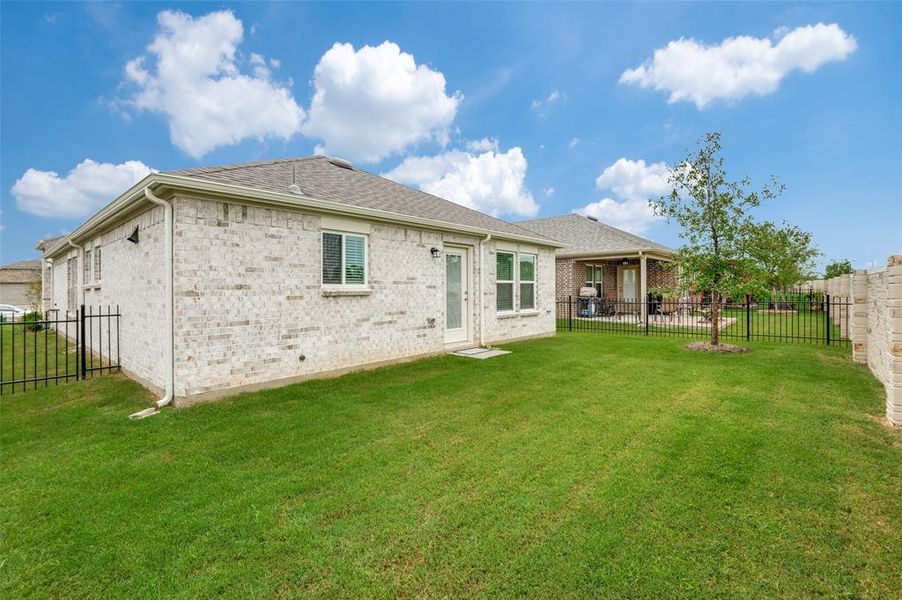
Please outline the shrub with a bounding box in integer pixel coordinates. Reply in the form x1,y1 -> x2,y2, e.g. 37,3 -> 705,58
22,311 -> 45,332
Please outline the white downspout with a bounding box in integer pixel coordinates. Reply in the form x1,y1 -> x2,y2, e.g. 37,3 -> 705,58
43,258 -> 54,313
130,186 -> 174,419
479,233 -> 492,347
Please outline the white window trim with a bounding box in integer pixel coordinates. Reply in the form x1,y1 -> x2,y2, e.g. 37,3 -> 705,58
496,250 -> 516,314
519,253 -> 537,310
321,230 -> 369,289
93,241 -> 102,286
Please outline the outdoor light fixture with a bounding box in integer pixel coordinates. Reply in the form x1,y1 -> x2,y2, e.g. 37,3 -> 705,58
127,226 -> 140,244
430,247 -> 441,258
621,258 -> 629,265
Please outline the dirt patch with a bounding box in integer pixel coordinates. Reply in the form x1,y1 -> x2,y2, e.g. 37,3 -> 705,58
684,342 -> 751,354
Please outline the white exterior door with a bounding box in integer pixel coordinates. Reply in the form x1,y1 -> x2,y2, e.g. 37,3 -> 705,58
444,247 -> 470,344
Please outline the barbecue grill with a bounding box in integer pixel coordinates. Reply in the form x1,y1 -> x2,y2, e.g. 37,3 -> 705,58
578,286 -> 598,317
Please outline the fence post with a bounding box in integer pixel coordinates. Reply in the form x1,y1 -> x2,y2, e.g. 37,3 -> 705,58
825,294 -> 831,346
745,294 -> 751,341
568,295 -> 572,332
80,304 -> 87,378
645,294 -> 649,336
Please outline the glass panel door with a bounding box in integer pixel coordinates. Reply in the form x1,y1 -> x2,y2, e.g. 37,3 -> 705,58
444,248 -> 470,344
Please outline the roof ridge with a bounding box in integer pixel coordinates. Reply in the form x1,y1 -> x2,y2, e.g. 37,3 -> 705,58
522,213 -> 666,247
167,155 -> 323,176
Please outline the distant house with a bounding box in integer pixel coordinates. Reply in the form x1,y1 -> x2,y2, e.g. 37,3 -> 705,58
39,156 -> 563,407
0,259 -> 42,307
517,214 -> 676,302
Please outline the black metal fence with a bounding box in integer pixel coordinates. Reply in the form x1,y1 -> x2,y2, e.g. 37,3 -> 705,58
557,292 -> 851,346
0,305 -> 121,395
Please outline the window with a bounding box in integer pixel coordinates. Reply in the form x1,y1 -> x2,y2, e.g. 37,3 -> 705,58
519,254 -> 536,309
67,257 -> 77,309
322,231 -> 367,286
585,264 -> 603,296
83,249 -> 92,284
496,251 -> 515,311
94,247 -> 102,283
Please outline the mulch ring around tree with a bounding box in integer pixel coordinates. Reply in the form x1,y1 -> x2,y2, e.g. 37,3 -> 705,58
684,342 -> 752,354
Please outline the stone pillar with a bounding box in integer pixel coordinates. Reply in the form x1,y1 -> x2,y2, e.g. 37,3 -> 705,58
851,270 -> 868,364
640,253 -> 647,324
886,255 -> 902,425
838,273 -> 851,339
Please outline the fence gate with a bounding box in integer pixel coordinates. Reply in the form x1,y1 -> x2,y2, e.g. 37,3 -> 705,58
556,291 -> 852,346
0,305 -> 121,395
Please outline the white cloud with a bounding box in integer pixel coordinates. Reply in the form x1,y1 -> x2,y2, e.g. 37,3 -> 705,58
620,23 -> 857,108
384,147 -> 538,218
568,137 -> 581,149
303,41 -> 461,163
595,158 -> 671,202
577,198 -> 660,235
11,159 -> 155,218
531,89 -> 564,112
543,187 -> 555,197
574,158 -> 671,234
465,137 -> 499,152
123,10 -> 304,158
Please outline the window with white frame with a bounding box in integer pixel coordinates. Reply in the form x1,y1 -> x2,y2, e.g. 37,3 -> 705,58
519,254 -> 536,310
496,251 -> 515,311
585,264 -> 603,295
94,246 -> 102,283
322,231 -> 367,286
83,249 -> 92,284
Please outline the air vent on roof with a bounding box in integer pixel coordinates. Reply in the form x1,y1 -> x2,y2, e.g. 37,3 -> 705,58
328,156 -> 354,170
586,215 -> 598,222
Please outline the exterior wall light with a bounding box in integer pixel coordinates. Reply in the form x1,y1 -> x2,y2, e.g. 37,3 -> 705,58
431,247 -> 442,258
127,226 -> 140,244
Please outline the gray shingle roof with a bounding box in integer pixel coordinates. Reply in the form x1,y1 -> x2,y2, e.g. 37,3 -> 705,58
166,156 -> 556,244
517,214 -> 673,256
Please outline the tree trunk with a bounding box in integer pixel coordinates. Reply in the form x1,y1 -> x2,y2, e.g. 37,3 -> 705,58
710,296 -> 720,345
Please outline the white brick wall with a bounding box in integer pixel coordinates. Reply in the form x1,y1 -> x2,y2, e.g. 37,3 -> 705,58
45,207 -> 168,390
170,197 -> 555,401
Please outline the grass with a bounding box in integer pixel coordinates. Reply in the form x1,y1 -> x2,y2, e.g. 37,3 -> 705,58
2,334 -> 899,598
559,305 -> 846,343
0,322 -> 78,389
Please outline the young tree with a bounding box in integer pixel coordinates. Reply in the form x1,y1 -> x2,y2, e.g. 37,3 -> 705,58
824,259 -> 853,279
652,132 -> 784,346
24,280 -> 42,312
748,221 -> 819,307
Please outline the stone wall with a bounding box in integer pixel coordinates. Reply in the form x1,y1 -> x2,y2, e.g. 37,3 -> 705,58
836,256 -> 902,425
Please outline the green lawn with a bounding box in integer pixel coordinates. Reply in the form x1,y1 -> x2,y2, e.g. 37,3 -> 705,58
559,305 -> 847,343
1,322 -> 78,391
2,334 -> 899,598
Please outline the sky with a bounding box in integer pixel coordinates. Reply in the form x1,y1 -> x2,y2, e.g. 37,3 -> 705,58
1,1 -> 899,271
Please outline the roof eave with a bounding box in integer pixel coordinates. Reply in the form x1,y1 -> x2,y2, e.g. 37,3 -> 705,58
43,172 -> 564,257
557,248 -> 675,260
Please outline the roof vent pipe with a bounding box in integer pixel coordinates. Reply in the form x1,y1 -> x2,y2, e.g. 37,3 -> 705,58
586,215 -> 598,222
328,156 -> 354,170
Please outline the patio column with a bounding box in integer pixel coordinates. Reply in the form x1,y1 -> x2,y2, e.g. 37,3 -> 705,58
640,253 -> 647,324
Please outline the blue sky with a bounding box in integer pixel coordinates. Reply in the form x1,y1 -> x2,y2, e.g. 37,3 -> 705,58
1,1 -> 899,270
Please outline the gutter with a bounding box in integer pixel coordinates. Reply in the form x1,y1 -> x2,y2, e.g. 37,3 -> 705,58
129,186 -> 174,419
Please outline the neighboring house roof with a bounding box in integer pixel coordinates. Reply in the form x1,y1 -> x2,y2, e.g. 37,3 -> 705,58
35,235 -> 65,251
517,214 -> 673,258
42,156 -> 561,258
0,259 -> 42,283
166,156 -> 555,244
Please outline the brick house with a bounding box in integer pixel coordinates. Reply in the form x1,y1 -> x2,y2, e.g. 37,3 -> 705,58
39,156 -> 562,411
0,259 -> 42,308
518,214 -> 675,308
